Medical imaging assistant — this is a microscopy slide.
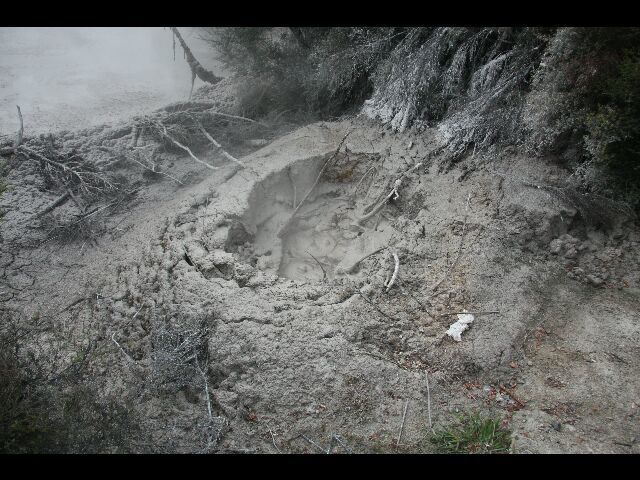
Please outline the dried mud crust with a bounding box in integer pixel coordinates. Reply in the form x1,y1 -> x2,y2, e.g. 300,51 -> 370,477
2,117 -> 639,453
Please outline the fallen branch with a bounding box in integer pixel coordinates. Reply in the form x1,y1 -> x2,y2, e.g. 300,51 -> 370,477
194,120 -> 245,169
159,124 -> 218,171
34,192 -> 71,218
169,27 -> 222,86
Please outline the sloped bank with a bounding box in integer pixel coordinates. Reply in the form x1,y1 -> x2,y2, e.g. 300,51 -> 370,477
89,116 -> 639,453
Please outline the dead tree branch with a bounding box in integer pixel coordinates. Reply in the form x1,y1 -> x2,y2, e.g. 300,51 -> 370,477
193,120 -> 245,169
170,27 -> 222,88
159,124 -> 218,171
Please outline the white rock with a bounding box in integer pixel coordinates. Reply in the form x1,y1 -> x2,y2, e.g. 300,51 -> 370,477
446,310 -> 474,342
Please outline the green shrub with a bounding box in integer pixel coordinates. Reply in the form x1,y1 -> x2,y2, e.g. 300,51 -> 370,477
585,48 -> 640,182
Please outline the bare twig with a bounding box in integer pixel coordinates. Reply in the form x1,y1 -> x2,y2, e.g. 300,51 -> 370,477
430,192 -> 472,292
34,192 -> 71,218
396,399 -> 409,446
306,251 -> 327,280
195,353 -> 213,421
426,371 -> 434,432
339,246 -> 386,274
357,290 -> 398,321
440,310 -> 499,316
357,162 -> 422,225
333,434 -> 353,454
385,249 -> 400,292
293,434 -> 326,454
270,429 -> 282,454
194,120 -> 246,169
111,332 -> 135,363
159,124 -> 218,171
278,130 -> 353,237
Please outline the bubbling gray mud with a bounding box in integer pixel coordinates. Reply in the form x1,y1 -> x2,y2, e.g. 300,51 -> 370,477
237,153 -> 391,283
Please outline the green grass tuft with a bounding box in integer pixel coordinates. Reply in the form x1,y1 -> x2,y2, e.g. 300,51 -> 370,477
430,411 -> 512,454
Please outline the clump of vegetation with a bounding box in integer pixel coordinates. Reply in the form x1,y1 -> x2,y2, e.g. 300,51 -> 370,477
584,46 -> 640,198
0,312 -> 139,453
430,411 -> 512,454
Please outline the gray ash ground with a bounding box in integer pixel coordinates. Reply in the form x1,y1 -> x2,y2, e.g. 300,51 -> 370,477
1,68 -> 639,452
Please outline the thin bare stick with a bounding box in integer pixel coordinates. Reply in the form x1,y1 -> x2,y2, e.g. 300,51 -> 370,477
278,130 -> 353,237
194,121 -> 245,169
34,192 -> 71,218
385,249 -> 400,292
339,246 -> 386,274
357,181 -> 400,225
430,192 -> 472,292
293,434 -> 326,454
202,109 -> 265,126
111,332 -> 135,363
357,162 -> 422,225
440,310 -> 499,316
129,155 -> 184,185
270,429 -> 282,454
15,105 -> 23,148
357,291 -> 398,321
132,304 -> 145,321
396,399 -> 409,446
195,353 -> 213,421
160,124 -> 218,171
333,434 -> 353,454
353,165 -> 377,195
426,371 -> 433,432
306,251 -> 327,280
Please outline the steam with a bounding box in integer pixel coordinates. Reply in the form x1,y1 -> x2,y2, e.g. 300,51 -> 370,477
0,27 -> 224,134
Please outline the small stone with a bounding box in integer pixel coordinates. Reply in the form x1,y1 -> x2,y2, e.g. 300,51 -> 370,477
564,248 -> 578,259
587,275 -> 603,287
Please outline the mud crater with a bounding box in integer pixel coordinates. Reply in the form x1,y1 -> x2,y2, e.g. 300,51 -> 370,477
227,152 -> 389,282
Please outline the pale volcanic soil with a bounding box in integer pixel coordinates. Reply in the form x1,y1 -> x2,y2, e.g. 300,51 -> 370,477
1,29 -> 639,454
